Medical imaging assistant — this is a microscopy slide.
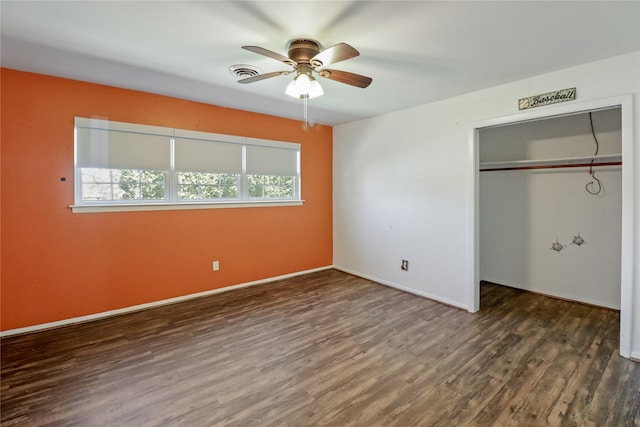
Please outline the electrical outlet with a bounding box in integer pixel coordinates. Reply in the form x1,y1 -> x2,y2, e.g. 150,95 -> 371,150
401,260 -> 409,271
213,261 -> 220,271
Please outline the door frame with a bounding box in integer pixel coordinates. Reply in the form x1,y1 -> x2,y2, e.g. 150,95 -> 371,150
469,94 -> 635,358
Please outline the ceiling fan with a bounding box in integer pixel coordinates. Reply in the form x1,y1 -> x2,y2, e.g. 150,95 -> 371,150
236,39 -> 372,99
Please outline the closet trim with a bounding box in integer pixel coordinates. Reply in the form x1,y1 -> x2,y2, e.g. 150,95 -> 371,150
468,94 -> 635,359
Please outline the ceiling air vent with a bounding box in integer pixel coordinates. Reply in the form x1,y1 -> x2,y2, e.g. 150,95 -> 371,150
229,64 -> 262,79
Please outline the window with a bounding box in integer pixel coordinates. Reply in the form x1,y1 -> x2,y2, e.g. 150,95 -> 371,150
245,142 -> 298,199
73,118 -> 301,212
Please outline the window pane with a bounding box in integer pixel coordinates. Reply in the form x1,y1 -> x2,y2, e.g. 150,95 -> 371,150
141,171 -> 165,184
264,185 -> 279,197
222,185 -> 238,198
248,175 -> 295,199
117,170 -> 142,199
141,183 -> 165,199
200,174 -> 218,185
178,172 -> 198,185
281,177 -> 293,197
248,175 -> 263,197
117,186 -> 141,200
176,172 -> 239,200
201,185 -> 222,199
81,167 -> 112,183
178,184 -> 200,199
248,175 -> 262,185
82,183 -> 113,201
220,174 -> 237,185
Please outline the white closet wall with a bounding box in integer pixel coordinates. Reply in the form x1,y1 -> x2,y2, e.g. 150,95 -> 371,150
479,109 -> 622,309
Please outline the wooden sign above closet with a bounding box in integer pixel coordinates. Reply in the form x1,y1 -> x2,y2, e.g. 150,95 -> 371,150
518,87 -> 576,110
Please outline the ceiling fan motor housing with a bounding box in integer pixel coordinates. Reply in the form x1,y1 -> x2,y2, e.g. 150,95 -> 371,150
287,39 -> 322,65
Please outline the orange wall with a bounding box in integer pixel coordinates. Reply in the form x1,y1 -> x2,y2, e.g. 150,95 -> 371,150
0,68 -> 333,331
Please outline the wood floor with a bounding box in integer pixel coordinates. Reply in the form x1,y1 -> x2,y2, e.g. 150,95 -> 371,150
1,269 -> 638,426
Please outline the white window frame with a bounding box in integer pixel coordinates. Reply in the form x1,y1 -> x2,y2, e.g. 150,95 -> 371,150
72,117 -> 302,213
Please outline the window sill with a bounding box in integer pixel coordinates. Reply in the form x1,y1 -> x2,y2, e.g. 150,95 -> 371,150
70,200 -> 304,214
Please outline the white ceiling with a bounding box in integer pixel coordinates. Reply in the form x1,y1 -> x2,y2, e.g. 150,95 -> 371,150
2,1 -> 639,126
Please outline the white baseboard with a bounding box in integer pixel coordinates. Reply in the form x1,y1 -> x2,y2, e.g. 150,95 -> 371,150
631,352 -> 640,362
334,265 -> 468,310
0,265 -> 334,338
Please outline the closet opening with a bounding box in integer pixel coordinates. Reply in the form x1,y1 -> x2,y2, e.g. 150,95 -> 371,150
470,95 -> 635,359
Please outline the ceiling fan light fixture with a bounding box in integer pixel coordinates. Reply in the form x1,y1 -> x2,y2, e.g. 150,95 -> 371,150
285,72 -> 323,99
308,78 -> 324,99
295,73 -> 311,93
285,79 -> 301,98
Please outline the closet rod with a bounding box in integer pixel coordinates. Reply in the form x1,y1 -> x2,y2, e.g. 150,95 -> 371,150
480,161 -> 622,172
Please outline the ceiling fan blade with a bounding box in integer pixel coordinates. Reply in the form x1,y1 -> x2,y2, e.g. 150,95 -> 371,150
318,69 -> 372,88
238,71 -> 290,84
242,46 -> 296,66
310,43 -> 359,67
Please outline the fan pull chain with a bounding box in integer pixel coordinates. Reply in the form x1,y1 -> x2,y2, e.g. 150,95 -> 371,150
303,95 -> 308,127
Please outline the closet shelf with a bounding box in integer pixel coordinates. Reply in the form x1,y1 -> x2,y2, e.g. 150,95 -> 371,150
480,154 -> 622,171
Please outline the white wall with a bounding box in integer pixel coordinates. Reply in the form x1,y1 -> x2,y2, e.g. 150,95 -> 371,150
479,109 -> 623,161
333,52 -> 640,357
479,110 -> 622,309
480,169 -> 622,308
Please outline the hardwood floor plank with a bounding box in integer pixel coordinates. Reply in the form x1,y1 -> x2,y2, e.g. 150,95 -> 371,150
2,270 -> 638,426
